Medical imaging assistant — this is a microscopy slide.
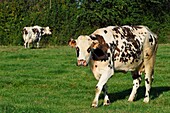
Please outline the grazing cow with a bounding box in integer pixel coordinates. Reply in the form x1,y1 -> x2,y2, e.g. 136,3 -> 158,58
22,25 -> 52,48
68,25 -> 158,107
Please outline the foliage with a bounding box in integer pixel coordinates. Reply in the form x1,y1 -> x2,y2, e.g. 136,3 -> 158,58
0,45 -> 169,112
0,0 -> 170,46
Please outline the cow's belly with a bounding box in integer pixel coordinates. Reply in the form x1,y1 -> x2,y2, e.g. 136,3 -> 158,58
114,59 -> 142,72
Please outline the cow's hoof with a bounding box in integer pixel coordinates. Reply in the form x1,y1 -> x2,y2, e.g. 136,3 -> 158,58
103,99 -> 110,106
91,104 -> 98,108
91,101 -> 98,108
143,97 -> 149,103
128,98 -> 134,102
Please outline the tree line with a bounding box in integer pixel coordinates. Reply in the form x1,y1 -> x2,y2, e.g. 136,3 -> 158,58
0,0 -> 170,46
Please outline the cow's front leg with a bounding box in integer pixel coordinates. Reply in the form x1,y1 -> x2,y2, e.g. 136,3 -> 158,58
128,71 -> 142,102
24,42 -> 27,48
27,42 -> 30,48
92,72 -> 112,107
102,84 -> 110,106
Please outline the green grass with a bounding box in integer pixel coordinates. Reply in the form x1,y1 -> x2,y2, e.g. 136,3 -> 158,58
0,44 -> 169,113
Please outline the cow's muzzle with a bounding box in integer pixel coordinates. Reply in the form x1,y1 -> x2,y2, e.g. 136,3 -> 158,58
77,59 -> 88,66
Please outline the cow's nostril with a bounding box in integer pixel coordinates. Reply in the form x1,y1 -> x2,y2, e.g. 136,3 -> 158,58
77,59 -> 87,66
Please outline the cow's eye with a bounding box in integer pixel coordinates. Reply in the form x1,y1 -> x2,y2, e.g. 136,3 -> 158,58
76,47 -> 79,51
87,47 -> 91,53
76,47 -> 79,57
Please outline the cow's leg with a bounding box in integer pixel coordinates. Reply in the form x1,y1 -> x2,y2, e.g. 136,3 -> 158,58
143,57 -> 155,103
92,72 -> 112,107
37,38 -> 41,48
32,42 -> 35,48
24,42 -> 27,48
102,84 -> 110,106
37,39 -> 40,48
128,71 -> 142,102
37,42 -> 40,48
28,42 -> 30,48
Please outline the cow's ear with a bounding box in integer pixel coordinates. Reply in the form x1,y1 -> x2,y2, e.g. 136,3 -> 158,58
68,39 -> 76,47
91,40 -> 99,49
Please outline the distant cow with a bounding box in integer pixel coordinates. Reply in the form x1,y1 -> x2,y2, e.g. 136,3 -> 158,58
22,26 -> 39,48
22,25 -> 52,48
68,25 -> 158,107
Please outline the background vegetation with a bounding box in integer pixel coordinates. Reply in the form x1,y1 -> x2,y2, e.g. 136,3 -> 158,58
0,45 -> 169,112
0,0 -> 170,46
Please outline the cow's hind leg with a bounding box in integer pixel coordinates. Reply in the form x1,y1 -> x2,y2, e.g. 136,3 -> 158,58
128,71 -> 142,102
143,56 -> 155,103
102,84 -> 110,106
37,38 -> 41,48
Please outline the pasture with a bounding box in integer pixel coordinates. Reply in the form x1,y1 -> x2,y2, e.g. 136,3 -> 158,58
0,44 -> 169,113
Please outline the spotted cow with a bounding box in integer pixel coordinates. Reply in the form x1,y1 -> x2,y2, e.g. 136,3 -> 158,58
22,26 -> 40,48
22,25 -> 52,48
68,25 -> 158,107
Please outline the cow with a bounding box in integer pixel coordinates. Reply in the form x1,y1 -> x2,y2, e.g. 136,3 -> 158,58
22,26 -> 40,48
22,25 -> 52,48
68,25 -> 158,107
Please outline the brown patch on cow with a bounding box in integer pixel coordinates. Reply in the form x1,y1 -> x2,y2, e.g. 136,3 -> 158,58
104,30 -> 107,34
123,27 -> 136,39
145,78 -> 149,84
92,34 -> 109,55
90,35 -> 96,40
23,29 -> 28,35
132,26 -> 143,30
114,53 -> 119,58
32,28 -> 39,34
115,35 -> 118,38
114,47 -> 120,58
149,35 -> 154,46
40,28 -> 44,34
96,86 -> 100,94
91,42 -> 99,49
95,35 -> 106,45
68,39 -> 76,47
132,71 -> 141,79
113,27 -> 120,34
146,53 -> 149,57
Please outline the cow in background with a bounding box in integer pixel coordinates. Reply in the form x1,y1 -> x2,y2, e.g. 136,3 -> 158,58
68,25 -> 158,107
22,26 -> 39,48
22,25 -> 52,48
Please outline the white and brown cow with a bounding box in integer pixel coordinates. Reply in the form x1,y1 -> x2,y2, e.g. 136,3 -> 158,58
22,26 -> 40,48
68,25 -> 158,107
22,25 -> 52,48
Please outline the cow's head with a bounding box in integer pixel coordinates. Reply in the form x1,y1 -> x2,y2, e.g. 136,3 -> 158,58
68,35 -> 93,66
41,27 -> 52,35
69,34 -> 110,66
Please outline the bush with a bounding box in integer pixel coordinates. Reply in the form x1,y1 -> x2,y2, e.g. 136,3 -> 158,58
0,0 -> 169,46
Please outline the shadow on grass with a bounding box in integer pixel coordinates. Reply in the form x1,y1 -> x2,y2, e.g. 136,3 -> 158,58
100,86 -> 170,104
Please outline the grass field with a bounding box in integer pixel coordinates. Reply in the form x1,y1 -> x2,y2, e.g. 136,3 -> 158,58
0,44 -> 169,113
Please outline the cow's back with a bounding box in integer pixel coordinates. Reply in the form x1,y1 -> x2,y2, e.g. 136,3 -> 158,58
106,26 -> 157,71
